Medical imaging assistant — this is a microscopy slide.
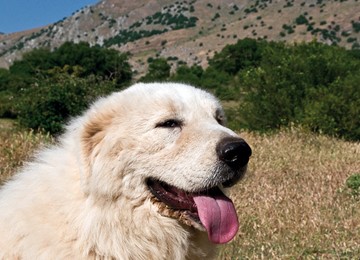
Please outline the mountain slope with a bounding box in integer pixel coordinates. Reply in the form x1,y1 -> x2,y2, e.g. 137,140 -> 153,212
1,0 -> 359,72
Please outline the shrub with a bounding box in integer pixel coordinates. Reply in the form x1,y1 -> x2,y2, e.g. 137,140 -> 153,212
208,38 -> 263,75
282,24 -> 295,34
17,75 -> 119,134
307,24 -> 314,31
352,42 -> 360,50
10,42 -> 132,87
346,174 -> 360,196
347,37 -> 357,43
139,58 -> 171,82
341,31 -> 351,37
237,41 -> 360,140
0,68 -> 11,92
352,21 -> 360,33
170,65 -> 204,86
295,14 -> 308,25
303,73 -> 360,140
211,13 -> 220,21
0,90 -> 17,118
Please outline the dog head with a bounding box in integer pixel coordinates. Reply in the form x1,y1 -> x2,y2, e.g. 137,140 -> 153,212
77,83 -> 251,244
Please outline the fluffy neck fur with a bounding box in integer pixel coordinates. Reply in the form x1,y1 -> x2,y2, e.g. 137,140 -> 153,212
75,195 -> 215,259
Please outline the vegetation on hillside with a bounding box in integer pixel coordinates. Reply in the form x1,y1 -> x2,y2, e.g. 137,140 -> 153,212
0,42 -> 131,133
166,39 -> 360,141
103,2 -> 198,47
0,39 -> 359,141
2,0 -> 360,68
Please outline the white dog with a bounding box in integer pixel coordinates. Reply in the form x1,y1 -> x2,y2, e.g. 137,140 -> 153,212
0,83 -> 251,259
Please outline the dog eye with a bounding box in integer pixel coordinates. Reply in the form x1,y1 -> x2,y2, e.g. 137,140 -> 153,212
215,109 -> 226,125
156,119 -> 181,128
215,114 -> 225,125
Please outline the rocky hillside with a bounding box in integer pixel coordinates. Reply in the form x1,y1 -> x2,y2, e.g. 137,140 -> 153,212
1,0 -> 360,73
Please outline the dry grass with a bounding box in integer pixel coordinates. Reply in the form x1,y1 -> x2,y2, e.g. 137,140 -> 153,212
0,120 -> 53,185
219,128 -> 360,259
1,124 -> 359,258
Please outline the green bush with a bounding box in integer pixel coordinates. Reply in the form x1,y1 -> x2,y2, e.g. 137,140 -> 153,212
295,14 -> 308,25
237,42 -> 307,130
1,42 -> 133,125
150,40 -> 360,140
352,21 -> 360,33
236,41 -> 360,140
346,174 -> 360,196
17,75 -> 120,134
139,58 -> 171,82
0,68 -> 11,92
0,90 -> 17,118
347,37 -> 357,43
211,13 -> 220,21
170,65 -> 204,86
208,38 -> 263,75
10,42 -> 132,86
9,39 -> 359,141
303,73 -> 360,140
0,69 -> 34,118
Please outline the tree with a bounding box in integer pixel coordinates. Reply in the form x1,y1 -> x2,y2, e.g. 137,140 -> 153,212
0,68 -> 11,91
237,41 -> 360,140
170,65 -> 203,86
9,42 -> 132,87
52,42 -> 132,86
208,38 -> 263,75
303,73 -> 360,140
17,75 -> 119,134
10,48 -> 54,77
140,58 -> 171,82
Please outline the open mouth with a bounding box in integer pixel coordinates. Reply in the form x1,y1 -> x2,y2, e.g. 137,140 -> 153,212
146,178 -> 239,244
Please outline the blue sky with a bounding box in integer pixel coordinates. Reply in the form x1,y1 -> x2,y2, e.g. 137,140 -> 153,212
0,0 -> 99,34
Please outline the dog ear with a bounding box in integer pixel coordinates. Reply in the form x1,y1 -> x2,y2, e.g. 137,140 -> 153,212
81,111 -> 113,166
78,109 -> 112,196
79,105 -> 132,199
78,109 -> 114,194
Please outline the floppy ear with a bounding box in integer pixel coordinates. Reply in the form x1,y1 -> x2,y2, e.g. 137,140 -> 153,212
81,114 -> 109,161
78,110 -> 113,193
80,112 -> 112,166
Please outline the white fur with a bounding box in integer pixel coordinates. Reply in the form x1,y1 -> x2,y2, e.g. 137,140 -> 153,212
0,83 -> 239,259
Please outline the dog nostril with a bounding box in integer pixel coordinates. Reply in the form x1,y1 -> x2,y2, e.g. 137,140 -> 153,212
217,138 -> 252,169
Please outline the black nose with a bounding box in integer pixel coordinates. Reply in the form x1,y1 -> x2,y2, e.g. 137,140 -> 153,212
216,137 -> 252,169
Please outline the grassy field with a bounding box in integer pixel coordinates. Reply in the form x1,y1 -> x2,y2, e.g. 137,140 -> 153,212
0,121 -> 359,259
219,129 -> 360,259
0,120 -> 53,185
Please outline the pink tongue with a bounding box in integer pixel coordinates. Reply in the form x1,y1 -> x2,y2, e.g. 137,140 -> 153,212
193,192 -> 239,244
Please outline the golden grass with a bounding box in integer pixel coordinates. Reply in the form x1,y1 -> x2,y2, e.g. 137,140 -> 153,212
219,128 -> 360,259
0,125 -> 359,258
0,123 -> 53,185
